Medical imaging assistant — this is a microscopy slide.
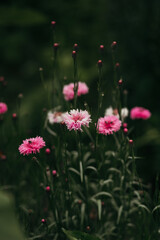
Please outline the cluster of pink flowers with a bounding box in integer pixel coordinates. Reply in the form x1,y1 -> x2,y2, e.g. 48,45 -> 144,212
63,82 -> 89,101
19,136 -> 46,155
130,107 -> 151,120
97,115 -> 122,135
63,109 -> 91,131
0,102 -> 8,114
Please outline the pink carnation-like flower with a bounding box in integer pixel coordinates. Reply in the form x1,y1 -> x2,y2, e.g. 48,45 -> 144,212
63,109 -> 91,131
48,111 -> 66,124
19,136 -> 46,155
130,107 -> 151,120
97,115 -> 121,135
63,82 -> 89,101
0,102 -> 8,114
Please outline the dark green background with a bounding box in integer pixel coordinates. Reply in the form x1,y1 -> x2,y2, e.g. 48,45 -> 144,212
0,0 -> 160,185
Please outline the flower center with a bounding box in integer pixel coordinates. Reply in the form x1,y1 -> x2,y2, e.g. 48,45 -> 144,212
105,121 -> 113,128
72,114 -> 82,122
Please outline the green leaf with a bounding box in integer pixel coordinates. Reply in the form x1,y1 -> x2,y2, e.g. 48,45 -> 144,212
117,205 -> 123,224
69,168 -> 80,176
152,205 -> 160,214
97,199 -> 102,220
80,161 -> 83,182
86,166 -> 98,173
92,191 -> 113,199
0,192 -> 25,240
62,228 -> 101,240
81,203 -> 85,226
138,204 -> 151,214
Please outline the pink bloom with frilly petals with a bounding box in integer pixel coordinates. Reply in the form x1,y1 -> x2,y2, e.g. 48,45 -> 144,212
130,107 -> 151,120
63,109 -> 91,131
0,102 -> 8,114
19,136 -> 46,155
63,82 -> 89,101
97,115 -> 121,135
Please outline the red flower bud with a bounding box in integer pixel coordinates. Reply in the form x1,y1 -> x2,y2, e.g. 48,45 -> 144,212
53,43 -> 59,49
45,186 -> 51,192
86,226 -> 90,231
97,60 -> 102,68
123,128 -> 128,134
73,43 -> 78,51
115,62 -> 120,68
118,79 -> 123,86
72,50 -> 76,58
41,218 -> 46,224
51,21 -> 56,28
52,170 -> 57,176
129,139 -> 133,144
123,123 -> 127,128
45,148 -> 51,155
12,113 -> 17,119
111,41 -> 117,49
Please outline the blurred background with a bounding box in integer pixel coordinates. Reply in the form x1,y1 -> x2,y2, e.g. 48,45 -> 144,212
0,0 -> 160,186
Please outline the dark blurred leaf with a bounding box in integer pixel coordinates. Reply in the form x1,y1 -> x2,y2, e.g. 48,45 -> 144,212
0,191 -> 25,240
62,228 -> 100,240
0,6 -> 48,26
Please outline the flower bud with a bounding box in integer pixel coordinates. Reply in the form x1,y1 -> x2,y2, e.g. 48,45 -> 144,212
45,148 -> 51,155
72,50 -> 76,58
118,79 -> 123,86
97,60 -> 102,68
53,43 -> 59,50
100,45 -> 104,53
12,113 -> 17,119
51,21 -> 56,29
111,41 -> 117,49
123,128 -> 128,134
41,218 -> 46,224
52,170 -> 57,176
115,62 -> 120,68
73,43 -> 78,51
123,123 -> 127,128
86,226 -> 90,231
45,186 -> 51,192
129,139 -> 133,145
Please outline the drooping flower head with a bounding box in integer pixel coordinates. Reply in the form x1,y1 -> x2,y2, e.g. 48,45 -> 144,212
63,82 -> 89,101
63,109 -> 91,131
19,136 -> 46,155
48,111 -> 66,124
0,102 -> 8,114
97,115 -> 121,135
105,106 -> 129,121
130,107 -> 151,120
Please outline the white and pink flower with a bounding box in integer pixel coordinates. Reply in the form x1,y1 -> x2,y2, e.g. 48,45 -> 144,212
63,109 -> 91,131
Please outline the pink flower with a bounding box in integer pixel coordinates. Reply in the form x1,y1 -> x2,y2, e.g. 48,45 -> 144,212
63,82 -> 89,101
130,107 -> 151,120
19,136 -> 46,155
0,102 -> 8,114
63,109 -> 91,131
97,115 -> 121,135
48,111 -> 66,124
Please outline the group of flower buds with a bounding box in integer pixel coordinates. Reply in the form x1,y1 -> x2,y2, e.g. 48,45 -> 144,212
122,122 -> 128,134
